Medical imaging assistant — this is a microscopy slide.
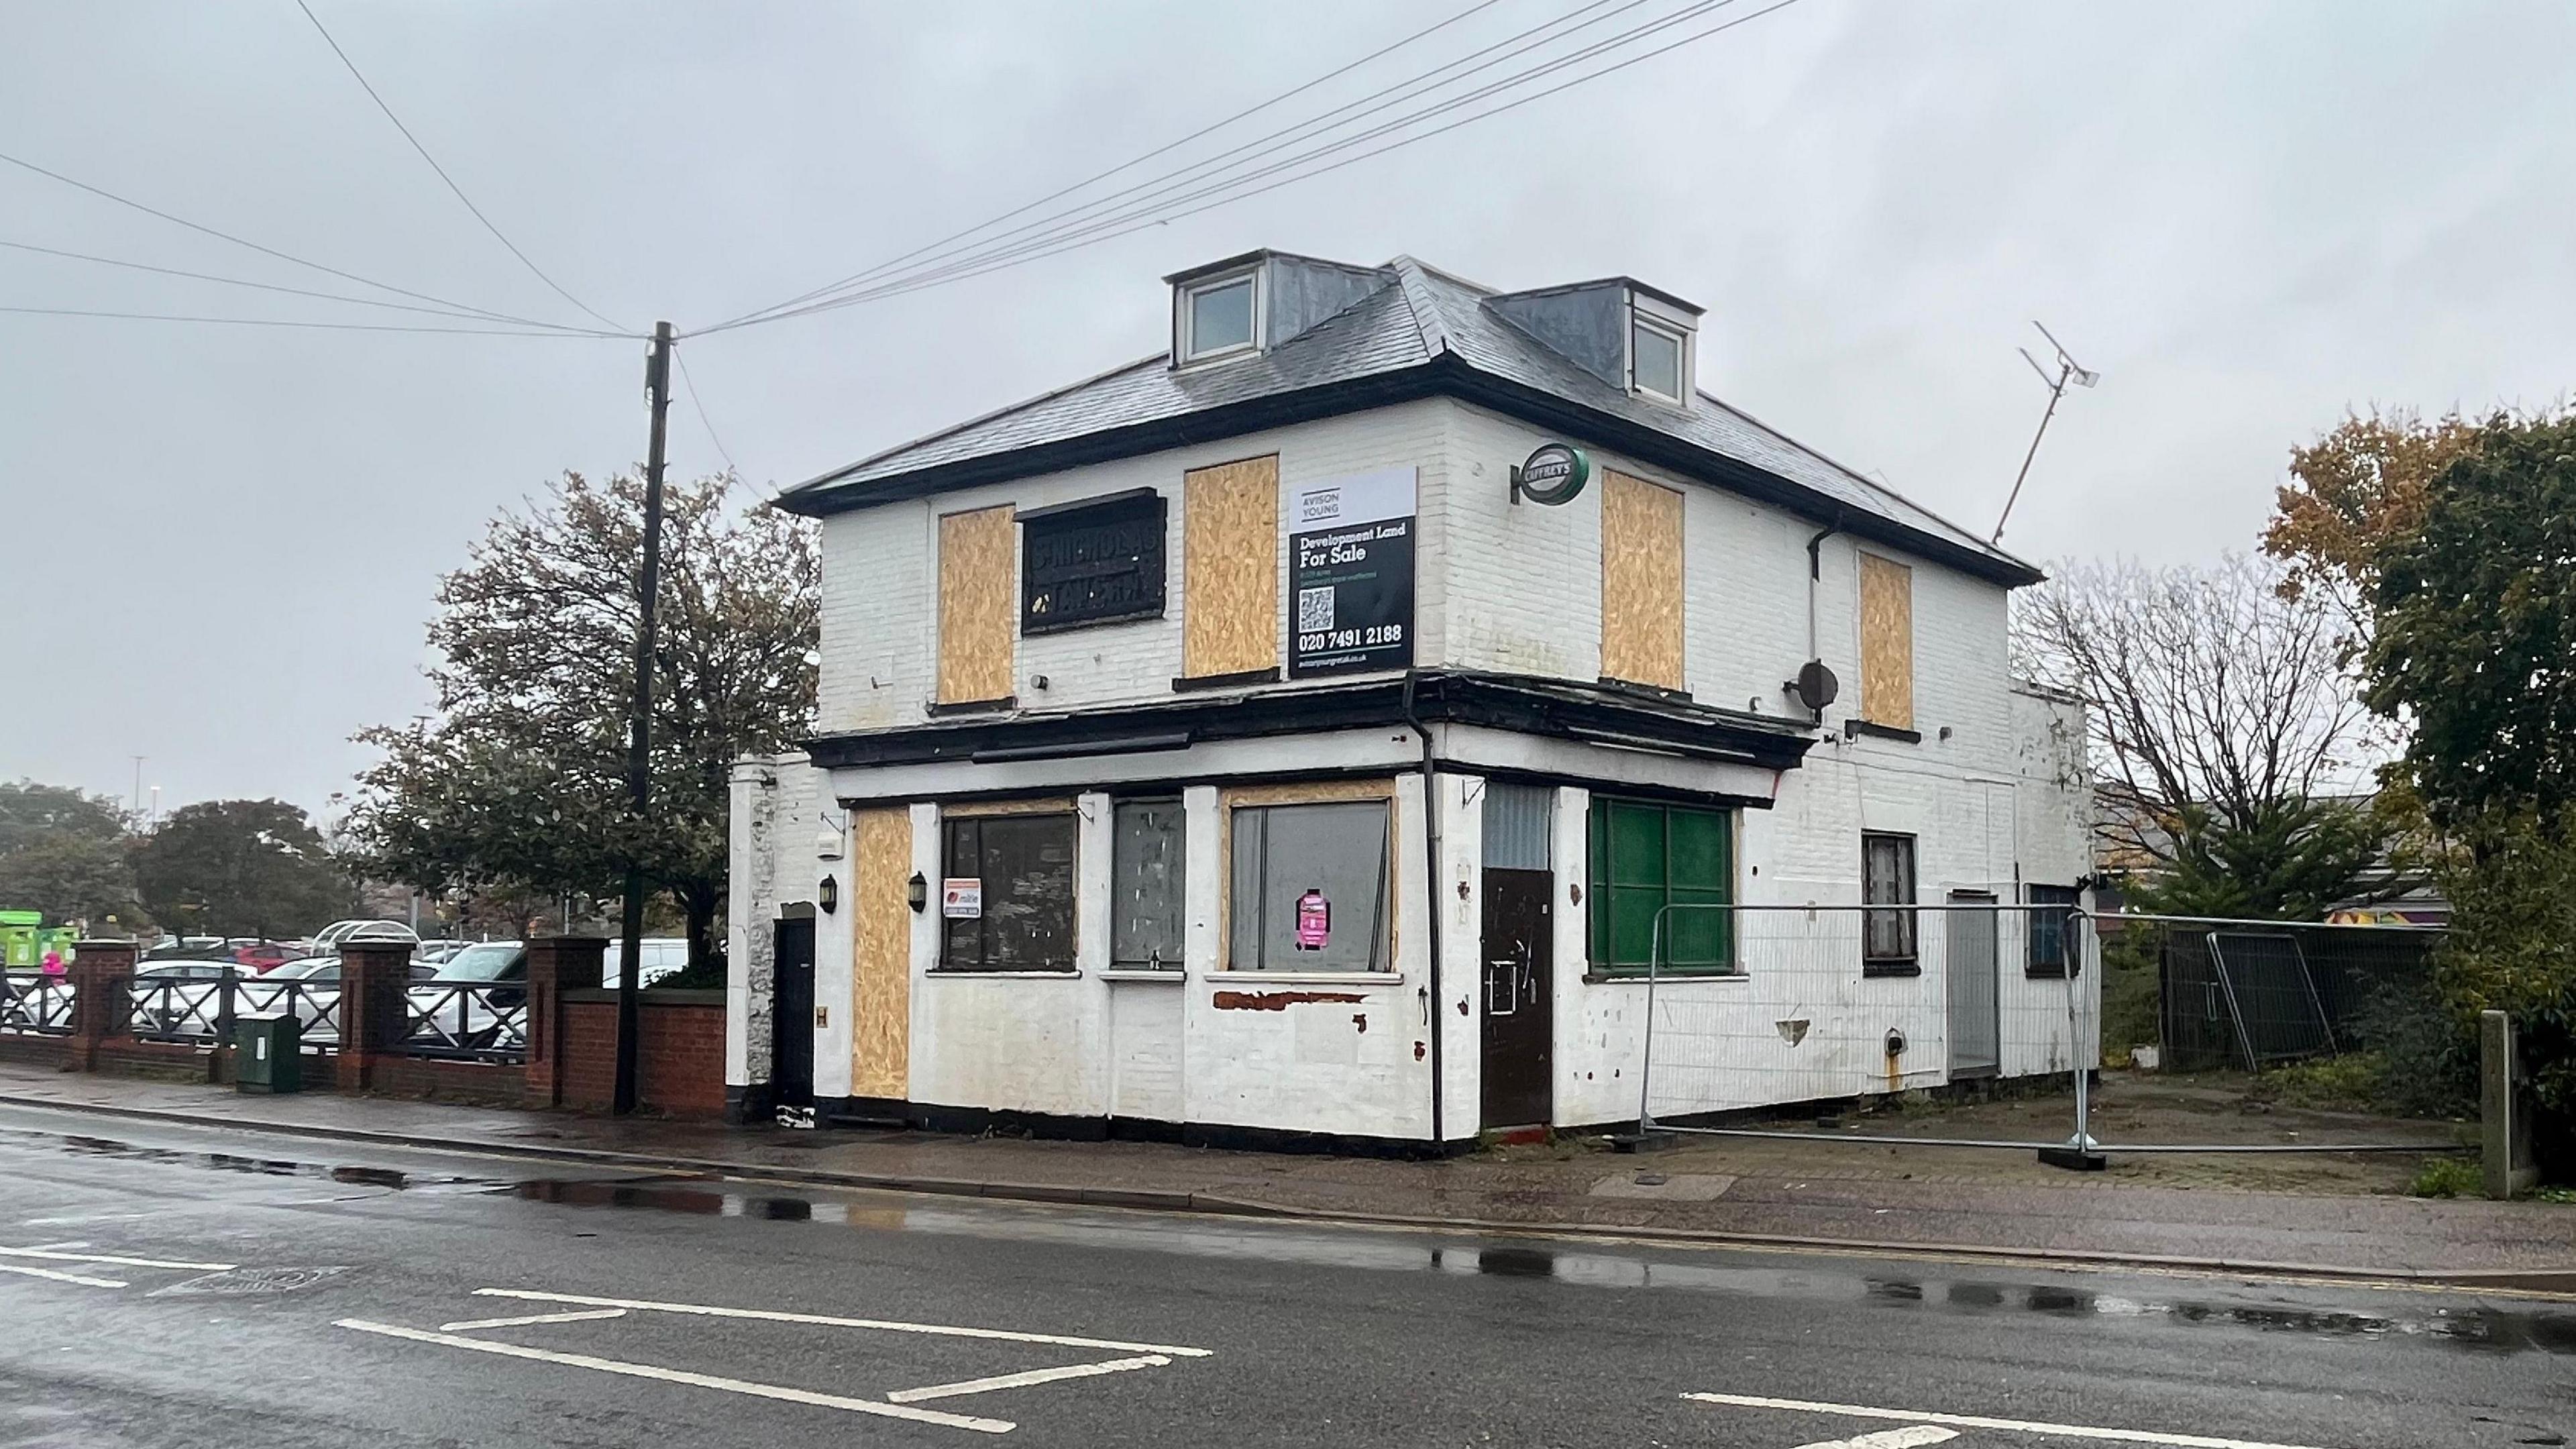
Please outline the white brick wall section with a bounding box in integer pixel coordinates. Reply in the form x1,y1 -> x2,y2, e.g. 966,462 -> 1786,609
814,399 -> 1454,727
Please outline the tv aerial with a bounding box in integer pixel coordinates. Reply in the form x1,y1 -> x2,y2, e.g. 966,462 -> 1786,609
1991,321 -> 2099,546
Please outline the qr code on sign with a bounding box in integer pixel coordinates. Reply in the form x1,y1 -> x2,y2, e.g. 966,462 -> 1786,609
1297,585 -> 1336,633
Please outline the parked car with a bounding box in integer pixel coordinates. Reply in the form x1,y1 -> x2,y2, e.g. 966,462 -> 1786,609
128,961 -> 239,1037
413,941 -> 527,1053
414,940 -> 470,965
231,941 -> 298,973
603,936 -> 690,989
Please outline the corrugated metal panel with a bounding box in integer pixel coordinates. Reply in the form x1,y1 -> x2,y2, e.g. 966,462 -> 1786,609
1481,783 -> 1554,871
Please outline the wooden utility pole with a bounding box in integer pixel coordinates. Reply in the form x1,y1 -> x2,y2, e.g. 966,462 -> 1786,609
614,319 -> 674,1116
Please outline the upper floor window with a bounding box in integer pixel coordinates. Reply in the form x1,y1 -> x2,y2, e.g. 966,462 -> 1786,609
1631,314 -> 1687,402
1179,270 -> 1259,364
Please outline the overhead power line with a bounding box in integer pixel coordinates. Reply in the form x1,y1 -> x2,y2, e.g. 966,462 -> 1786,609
295,0 -> 628,333
0,148 -> 623,335
692,0 -> 1806,338
702,0 -> 1519,333
0,304 -> 612,337
672,347 -> 741,476
0,236 -> 588,327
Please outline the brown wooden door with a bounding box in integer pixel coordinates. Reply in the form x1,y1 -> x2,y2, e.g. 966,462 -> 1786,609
1479,867 -> 1554,1128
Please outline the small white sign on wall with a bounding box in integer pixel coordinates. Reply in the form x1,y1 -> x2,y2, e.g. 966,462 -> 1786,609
941,878 -> 983,918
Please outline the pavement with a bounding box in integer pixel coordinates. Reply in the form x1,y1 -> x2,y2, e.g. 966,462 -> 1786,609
0,1101 -> 2570,1449
0,1063 -> 2567,1291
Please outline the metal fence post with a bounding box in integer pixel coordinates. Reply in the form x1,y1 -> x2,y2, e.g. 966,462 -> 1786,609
1637,904 -> 1667,1137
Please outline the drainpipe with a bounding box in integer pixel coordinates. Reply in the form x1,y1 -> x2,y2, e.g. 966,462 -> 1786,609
1803,513 -> 1844,723
1400,669 -> 1448,1153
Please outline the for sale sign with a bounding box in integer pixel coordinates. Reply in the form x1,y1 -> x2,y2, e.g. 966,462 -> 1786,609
1289,466 -> 1415,678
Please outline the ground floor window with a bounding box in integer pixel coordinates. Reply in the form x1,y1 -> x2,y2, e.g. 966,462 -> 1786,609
939,812 -> 1077,971
1862,831 -> 1917,973
1111,798 -> 1187,969
1228,799 -> 1391,972
1587,798 -> 1735,974
2025,882 -> 2081,977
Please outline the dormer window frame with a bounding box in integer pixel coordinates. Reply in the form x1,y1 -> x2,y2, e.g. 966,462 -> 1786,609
1175,266 -> 1265,368
1628,307 -> 1692,406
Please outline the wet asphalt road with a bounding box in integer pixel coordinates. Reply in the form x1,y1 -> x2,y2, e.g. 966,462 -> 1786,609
0,1102 -> 2567,1449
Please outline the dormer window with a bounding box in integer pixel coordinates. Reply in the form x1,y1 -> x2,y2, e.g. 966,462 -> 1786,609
1177,269 -> 1260,364
1630,313 -> 1687,402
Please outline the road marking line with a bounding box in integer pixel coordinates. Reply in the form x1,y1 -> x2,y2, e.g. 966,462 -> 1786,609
0,1261 -> 128,1289
887,1354 -> 1173,1403
472,1287 -> 1213,1357
0,1244 -> 233,1271
1682,1392 -> 2337,1449
1796,1429 -> 1959,1449
335,1320 -> 1014,1434
439,1309 -> 630,1332
20,1213 -> 156,1227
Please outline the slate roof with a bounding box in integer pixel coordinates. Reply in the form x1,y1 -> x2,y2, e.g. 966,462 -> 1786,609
777,256 -> 2039,586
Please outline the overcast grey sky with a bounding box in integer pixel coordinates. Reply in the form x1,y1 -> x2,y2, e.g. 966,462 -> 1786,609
5,1 -> 2569,820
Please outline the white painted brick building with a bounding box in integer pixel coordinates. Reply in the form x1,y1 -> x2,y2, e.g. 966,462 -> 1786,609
728,251 -> 2095,1152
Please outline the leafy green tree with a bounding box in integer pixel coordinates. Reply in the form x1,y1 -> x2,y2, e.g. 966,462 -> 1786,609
2367,413 -> 2576,829
347,471 -> 816,965
2127,797 -> 2384,922
0,780 -> 128,857
132,799 -> 357,938
0,834 -> 150,930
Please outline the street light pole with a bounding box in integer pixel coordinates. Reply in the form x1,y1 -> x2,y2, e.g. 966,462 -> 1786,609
614,320 -> 674,1117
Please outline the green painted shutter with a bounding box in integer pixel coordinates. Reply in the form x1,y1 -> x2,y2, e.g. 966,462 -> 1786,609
1666,806 -> 1732,968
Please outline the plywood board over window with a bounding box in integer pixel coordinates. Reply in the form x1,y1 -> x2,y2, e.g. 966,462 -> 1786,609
1182,455 -> 1279,679
1858,552 -> 1915,729
850,806 -> 912,1101
1599,470 -> 1684,691
936,506 -> 1016,705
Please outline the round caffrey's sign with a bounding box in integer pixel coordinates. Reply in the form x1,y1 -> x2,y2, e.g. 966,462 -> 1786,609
1513,442 -> 1590,506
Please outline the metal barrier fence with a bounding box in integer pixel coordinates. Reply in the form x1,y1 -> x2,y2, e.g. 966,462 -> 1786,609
2102,916 -> 2443,1073
1636,898 -> 2095,1140
125,973 -> 343,1052
1631,904 -> 2454,1162
402,983 -> 529,1063
1,970 -> 76,1034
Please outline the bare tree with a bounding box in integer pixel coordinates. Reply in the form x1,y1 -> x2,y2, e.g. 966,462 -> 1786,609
2013,553 -> 2385,871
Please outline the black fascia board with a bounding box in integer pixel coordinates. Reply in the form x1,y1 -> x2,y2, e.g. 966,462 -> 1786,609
802,670 -> 1816,775
781,352 -> 2041,589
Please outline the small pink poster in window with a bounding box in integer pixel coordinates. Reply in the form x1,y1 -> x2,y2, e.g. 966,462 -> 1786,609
1294,889 -> 1330,950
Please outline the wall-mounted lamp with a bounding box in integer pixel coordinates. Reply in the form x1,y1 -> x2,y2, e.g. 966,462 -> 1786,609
818,875 -> 839,914
907,871 -> 928,913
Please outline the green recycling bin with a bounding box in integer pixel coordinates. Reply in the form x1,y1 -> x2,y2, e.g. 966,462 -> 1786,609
234,1012 -> 303,1094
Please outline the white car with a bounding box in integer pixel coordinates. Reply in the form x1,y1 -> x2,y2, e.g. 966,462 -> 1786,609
603,936 -> 690,989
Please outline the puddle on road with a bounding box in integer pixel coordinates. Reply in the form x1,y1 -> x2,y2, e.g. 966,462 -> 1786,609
19,1122 -> 2571,1358
496,1175 -> 2576,1358
6,1126 -> 506,1195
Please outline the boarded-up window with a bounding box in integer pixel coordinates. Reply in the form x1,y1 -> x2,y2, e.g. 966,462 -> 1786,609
850,807 -> 911,1099
1228,800 -> 1390,972
1182,455 -> 1279,679
937,506 -> 1016,705
1599,471 -> 1684,691
939,814 -> 1077,971
1858,553 -> 1914,729
1110,798 -> 1186,970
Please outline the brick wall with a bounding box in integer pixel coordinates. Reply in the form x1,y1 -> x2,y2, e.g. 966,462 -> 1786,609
560,989 -> 728,1119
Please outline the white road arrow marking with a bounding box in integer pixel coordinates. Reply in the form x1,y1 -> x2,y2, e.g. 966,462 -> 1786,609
0,1261 -> 127,1289
1684,1391 -> 2339,1449
888,1354 -> 1173,1404
1795,1428 -> 1958,1449
437,1309 -> 629,1332
0,1244 -> 233,1271
335,1320 -> 1014,1434
470,1287 -> 1212,1356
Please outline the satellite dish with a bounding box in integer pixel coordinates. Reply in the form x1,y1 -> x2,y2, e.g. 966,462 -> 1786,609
1788,659 -> 1838,714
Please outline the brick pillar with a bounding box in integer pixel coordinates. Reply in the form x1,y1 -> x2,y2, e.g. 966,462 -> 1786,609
335,940 -> 415,1091
524,936 -> 606,1108
66,938 -> 138,1071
